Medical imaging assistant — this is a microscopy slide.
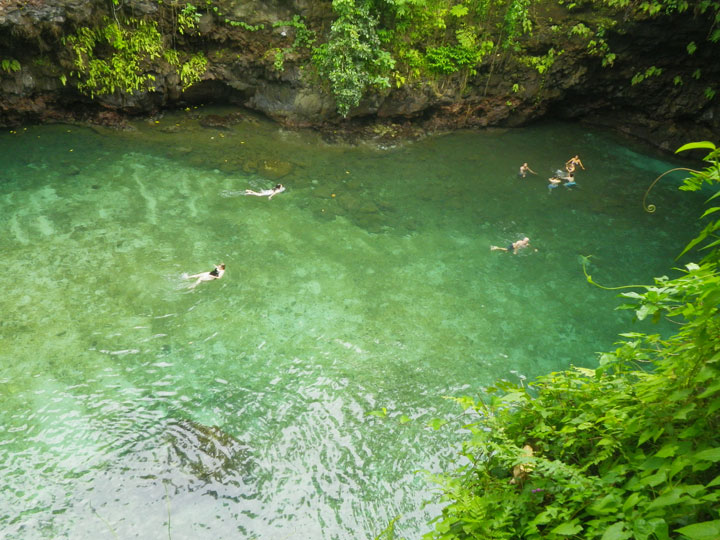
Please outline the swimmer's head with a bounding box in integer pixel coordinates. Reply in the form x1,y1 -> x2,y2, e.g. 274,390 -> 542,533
218,264 -> 226,270
275,184 -> 283,190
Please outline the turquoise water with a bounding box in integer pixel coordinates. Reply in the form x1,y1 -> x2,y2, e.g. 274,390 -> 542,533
0,109 -> 707,539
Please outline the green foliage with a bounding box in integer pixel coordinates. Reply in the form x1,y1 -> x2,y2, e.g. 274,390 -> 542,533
424,144 -> 720,539
312,0 -> 394,117
374,516 -> 402,540
520,48 -> 562,75
177,3 -> 201,35
631,65 -> 663,86
273,15 -> 316,49
1,58 -> 21,73
64,16 -> 207,97
503,0 -> 533,46
361,0 -> 536,86
177,51 -> 208,89
425,45 -> 482,75
307,0 -> 714,113
570,22 -> 592,37
676,142 -> 720,261
224,19 -> 265,31
270,15 -> 316,72
65,18 -> 164,97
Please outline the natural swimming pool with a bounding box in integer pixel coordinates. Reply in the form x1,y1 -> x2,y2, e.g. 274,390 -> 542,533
0,108 -> 707,539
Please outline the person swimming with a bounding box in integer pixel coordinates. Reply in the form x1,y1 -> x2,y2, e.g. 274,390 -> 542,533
519,162 -> 537,178
245,183 -> 285,199
490,237 -> 531,254
565,155 -> 585,173
186,263 -> 225,288
548,176 -> 562,190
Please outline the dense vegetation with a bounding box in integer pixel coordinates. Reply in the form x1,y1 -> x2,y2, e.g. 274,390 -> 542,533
62,3 -> 206,98
34,0 -> 718,117
312,0 -> 719,115
406,143 -> 719,540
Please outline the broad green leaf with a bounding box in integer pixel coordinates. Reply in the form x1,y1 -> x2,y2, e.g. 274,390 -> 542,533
550,521 -> 582,535
648,518 -> 670,540
674,520 -> 720,540
698,381 -> 720,398
642,470 -> 667,487
655,444 -> 678,458
676,141 -> 716,153
694,447 -> 720,462
699,206 -> 720,218
622,492 -> 641,511
367,407 -> 387,418
638,428 -> 657,446
648,488 -> 683,509
589,494 -> 621,515
601,521 -> 631,540
673,403 -> 696,420
707,474 -> 720,488
443,395 -> 476,410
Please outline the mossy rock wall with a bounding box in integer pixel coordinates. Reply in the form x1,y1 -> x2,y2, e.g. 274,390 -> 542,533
0,0 -> 717,152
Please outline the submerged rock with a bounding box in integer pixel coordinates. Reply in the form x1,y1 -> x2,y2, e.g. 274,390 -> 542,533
259,159 -> 293,179
165,418 -> 252,483
242,158 -> 294,179
198,113 -> 245,130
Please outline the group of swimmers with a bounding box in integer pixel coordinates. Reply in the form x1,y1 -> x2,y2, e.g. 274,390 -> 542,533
183,181 -> 286,288
520,155 -> 585,190
186,154 -> 583,278
492,154 -> 586,255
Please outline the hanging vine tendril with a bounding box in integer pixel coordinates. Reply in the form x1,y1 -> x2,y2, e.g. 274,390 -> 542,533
581,255 -> 646,291
643,167 -> 700,213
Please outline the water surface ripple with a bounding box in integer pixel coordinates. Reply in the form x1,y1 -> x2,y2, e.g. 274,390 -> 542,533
0,111 -> 705,539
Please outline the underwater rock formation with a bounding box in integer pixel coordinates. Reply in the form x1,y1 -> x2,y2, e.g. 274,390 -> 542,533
165,418 -> 252,483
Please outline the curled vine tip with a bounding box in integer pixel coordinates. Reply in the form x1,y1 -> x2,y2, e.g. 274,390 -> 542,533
643,168 -> 699,214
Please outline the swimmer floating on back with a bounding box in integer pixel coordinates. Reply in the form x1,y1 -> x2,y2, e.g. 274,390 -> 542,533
245,183 -> 285,199
519,162 -> 537,178
186,263 -> 225,289
490,237 -> 531,255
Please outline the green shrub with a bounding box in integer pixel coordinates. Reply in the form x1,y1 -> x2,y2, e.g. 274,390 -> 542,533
312,0 -> 394,117
64,16 -> 207,97
1,58 -> 21,73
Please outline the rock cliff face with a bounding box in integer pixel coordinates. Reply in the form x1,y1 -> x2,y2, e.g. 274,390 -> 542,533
0,0 -> 717,151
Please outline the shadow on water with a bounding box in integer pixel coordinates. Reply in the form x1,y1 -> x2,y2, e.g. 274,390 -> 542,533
0,107 -> 709,539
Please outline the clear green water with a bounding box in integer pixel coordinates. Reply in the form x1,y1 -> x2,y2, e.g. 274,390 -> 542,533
0,108 -> 706,539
